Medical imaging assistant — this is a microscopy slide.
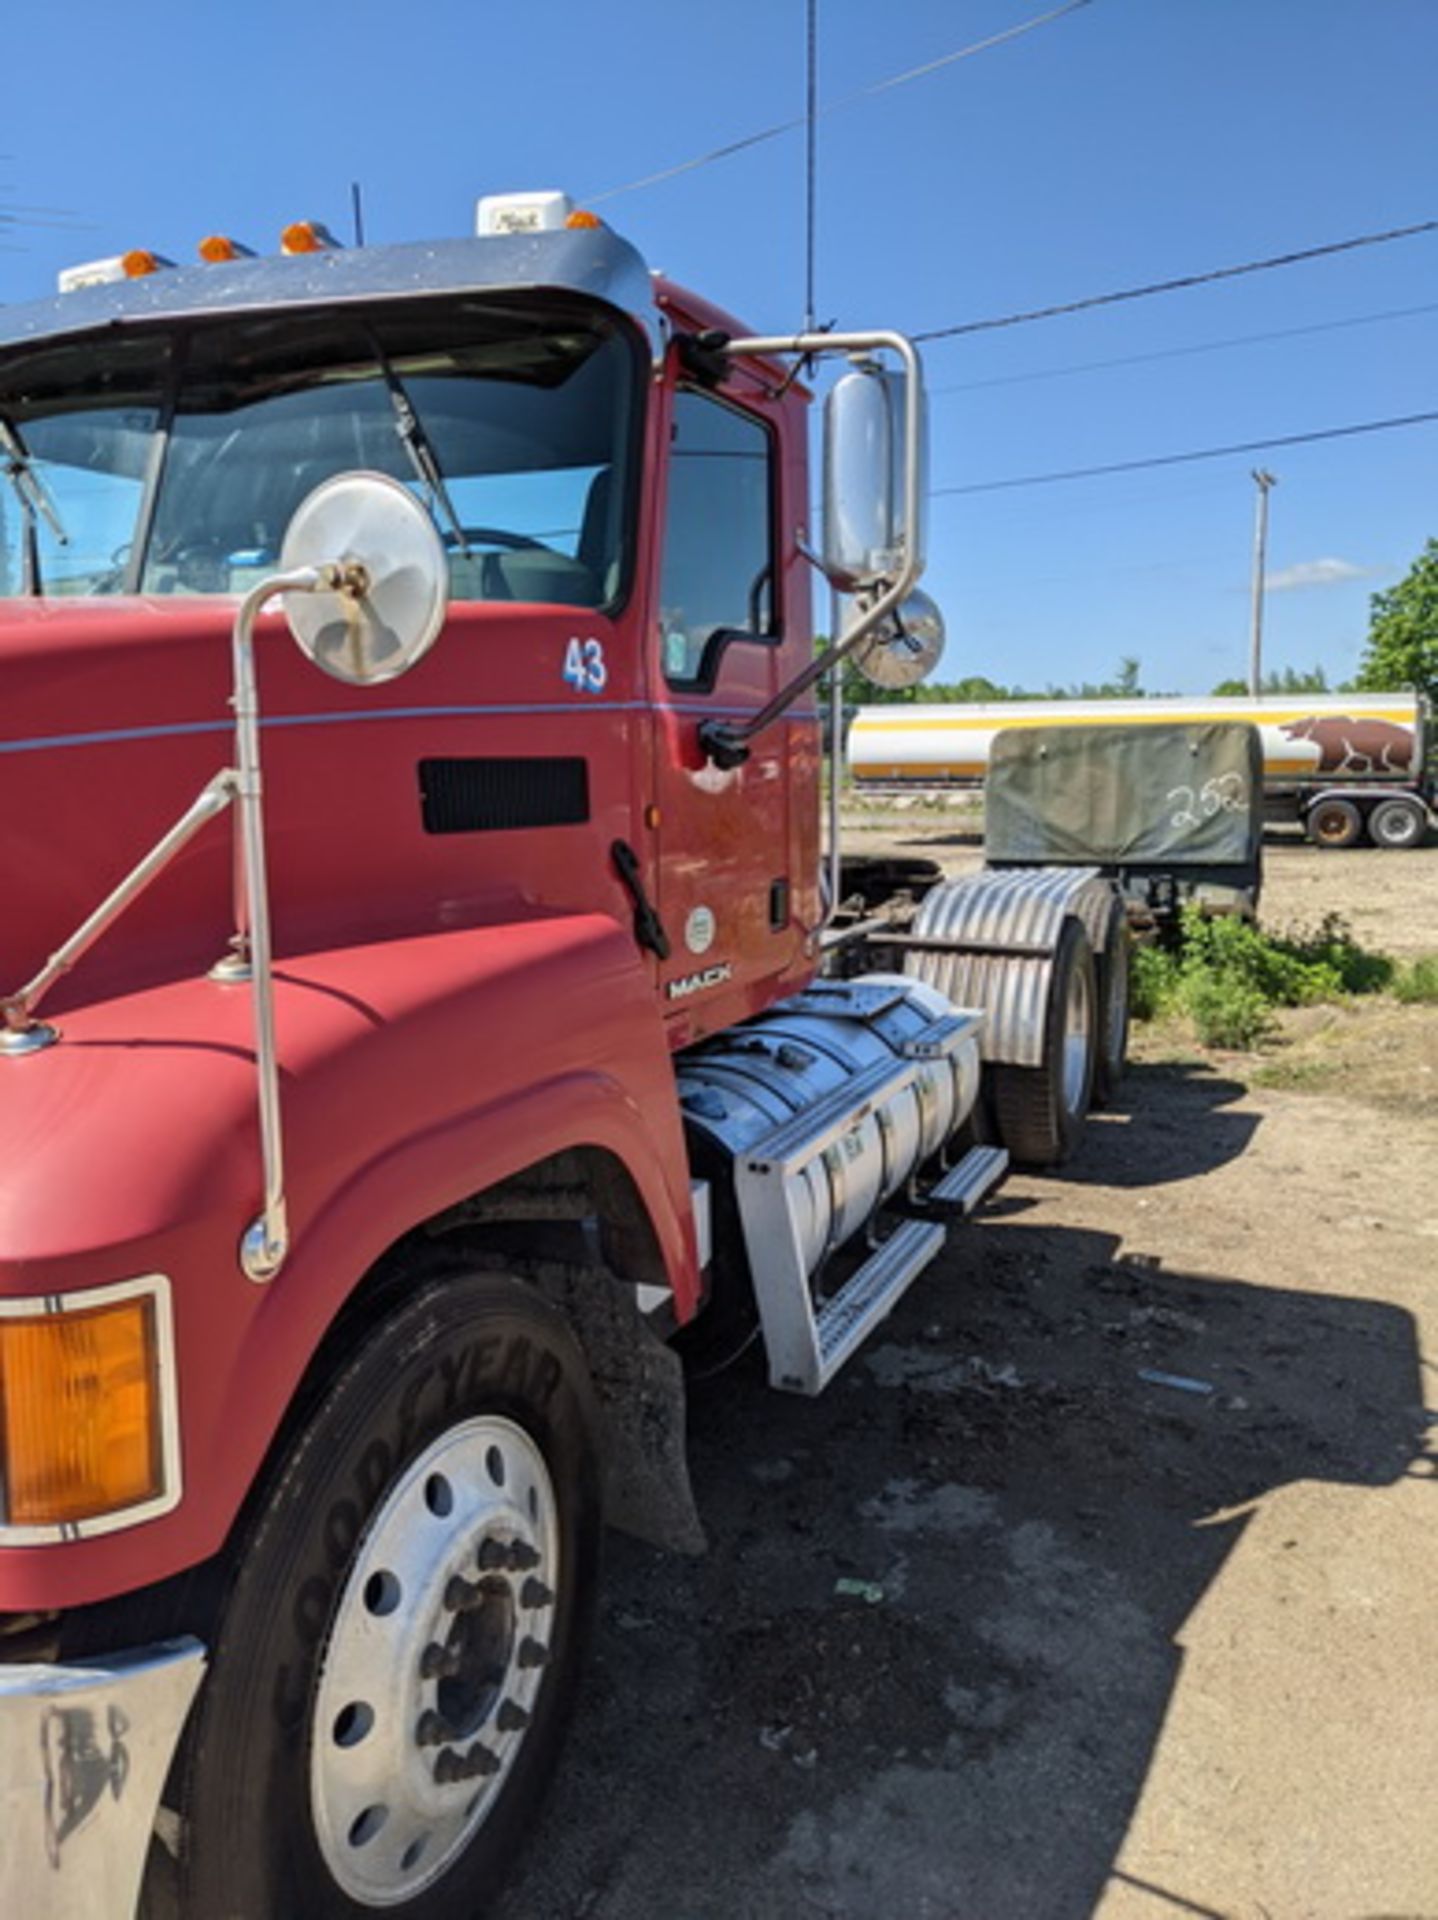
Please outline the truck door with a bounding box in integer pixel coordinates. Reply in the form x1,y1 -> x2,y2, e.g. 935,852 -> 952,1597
648,384 -> 806,1038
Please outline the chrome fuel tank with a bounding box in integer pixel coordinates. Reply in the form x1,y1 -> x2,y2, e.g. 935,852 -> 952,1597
677,974 -> 981,1287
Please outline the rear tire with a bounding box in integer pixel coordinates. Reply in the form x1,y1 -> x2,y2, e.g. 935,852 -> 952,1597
991,917 -> 1097,1168
1368,796 -> 1427,850
166,1268 -> 600,1920
1307,796 -> 1363,849
1092,904 -> 1131,1109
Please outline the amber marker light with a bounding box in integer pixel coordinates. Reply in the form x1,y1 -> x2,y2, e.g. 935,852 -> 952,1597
121,249 -> 171,279
198,234 -> 255,263
0,1283 -> 170,1530
565,208 -> 603,231
280,219 -> 340,255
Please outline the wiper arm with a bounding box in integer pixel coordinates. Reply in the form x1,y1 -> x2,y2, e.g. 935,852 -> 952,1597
363,328 -> 472,559
0,414 -> 69,595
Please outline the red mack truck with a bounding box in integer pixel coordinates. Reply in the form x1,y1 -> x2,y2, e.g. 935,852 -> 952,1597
0,191 -> 1127,1918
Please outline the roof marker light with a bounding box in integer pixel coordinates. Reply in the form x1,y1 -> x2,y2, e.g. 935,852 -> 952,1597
280,220 -> 342,256
57,251 -> 175,293
476,190 -> 575,237
565,208 -> 603,231
198,234 -> 256,263
121,249 -> 174,280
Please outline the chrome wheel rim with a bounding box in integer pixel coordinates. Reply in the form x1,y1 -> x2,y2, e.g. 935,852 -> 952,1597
310,1416 -> 559,1907
1062,960 -> 1093,1116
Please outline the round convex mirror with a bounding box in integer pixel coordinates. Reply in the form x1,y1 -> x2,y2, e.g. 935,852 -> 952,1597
848,587 -> 945,691
278,471 -> 448,685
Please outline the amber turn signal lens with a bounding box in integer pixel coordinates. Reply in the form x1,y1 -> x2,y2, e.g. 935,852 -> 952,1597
198,233 -> 251,263
0,1295 -> 162,1526
280,220 -> 339,255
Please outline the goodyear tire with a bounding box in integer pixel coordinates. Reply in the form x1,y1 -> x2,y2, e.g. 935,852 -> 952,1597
166,1268 -> 600,1920
1092,903 -> 1131,1109
991,917 -> 1097,1168
1368,796 -> 1427,850
1307,796 -> 1363,849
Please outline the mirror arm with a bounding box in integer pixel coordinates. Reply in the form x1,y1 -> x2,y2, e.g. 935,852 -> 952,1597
699,330 -> 925,770
228,565 -> 338,1283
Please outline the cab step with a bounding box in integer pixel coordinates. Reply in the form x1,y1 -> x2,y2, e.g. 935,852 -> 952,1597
808,1218 -> 947,1391
924,1144 -> 1009,1217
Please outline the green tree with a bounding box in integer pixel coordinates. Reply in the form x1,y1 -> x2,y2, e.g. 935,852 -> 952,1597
1354,538 -> 1438,705
1210,665 -> 1329,697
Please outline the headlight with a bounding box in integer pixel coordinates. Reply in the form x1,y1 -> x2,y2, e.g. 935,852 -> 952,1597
0,1275 -> 180,1541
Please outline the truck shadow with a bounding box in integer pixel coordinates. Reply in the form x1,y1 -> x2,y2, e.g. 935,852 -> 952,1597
1052,1059 -> 1259,1187
495,1223 -> 1426,1920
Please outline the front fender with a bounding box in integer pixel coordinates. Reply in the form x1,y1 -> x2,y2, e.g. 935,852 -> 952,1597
0,912 -> 696,1609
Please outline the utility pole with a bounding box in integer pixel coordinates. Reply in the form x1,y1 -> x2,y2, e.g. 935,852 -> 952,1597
1248,468 -> 1277,696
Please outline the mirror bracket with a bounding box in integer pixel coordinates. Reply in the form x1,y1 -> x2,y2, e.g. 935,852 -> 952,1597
697,717 -> 752,771
675,329 -> 732,390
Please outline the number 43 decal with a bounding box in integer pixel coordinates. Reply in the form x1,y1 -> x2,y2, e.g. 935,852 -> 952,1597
563,636 -> 608,695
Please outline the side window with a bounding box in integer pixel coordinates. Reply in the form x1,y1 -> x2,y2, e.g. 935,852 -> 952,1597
659,389 -> 776,688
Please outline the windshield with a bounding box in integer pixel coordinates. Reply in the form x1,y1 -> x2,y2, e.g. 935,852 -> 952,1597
0,298 -> 639,607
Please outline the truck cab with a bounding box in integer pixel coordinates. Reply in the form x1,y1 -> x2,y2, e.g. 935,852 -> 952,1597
0,194 -> 1090,1919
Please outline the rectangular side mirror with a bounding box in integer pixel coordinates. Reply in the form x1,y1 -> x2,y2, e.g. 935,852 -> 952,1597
820,361 -> 928,590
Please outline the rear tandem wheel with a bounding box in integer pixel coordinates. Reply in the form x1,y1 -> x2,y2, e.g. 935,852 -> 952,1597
991,916 -> 1097,1168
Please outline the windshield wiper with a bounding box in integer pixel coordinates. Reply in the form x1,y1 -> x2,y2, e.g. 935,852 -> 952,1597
363,328 -> 472,559
0,415 -> 69,595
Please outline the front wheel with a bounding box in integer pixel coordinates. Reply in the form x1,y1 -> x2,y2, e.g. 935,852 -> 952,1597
165,1268 -> 600,1920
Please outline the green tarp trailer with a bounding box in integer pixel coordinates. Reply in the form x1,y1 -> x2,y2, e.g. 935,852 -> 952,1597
983,720 -> 1265,926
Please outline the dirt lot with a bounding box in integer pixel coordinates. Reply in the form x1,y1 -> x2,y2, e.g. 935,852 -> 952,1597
495,829 -> 1438,1920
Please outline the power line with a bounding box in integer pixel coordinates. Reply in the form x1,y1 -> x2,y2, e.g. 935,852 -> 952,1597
587,0 -> 1090,203
933,407 -> 1438,495
913,218 -> 1438,343
929,300 -> 1438,395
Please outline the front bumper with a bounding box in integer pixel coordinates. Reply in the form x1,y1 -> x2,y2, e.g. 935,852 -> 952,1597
0,1637 -> 206,1920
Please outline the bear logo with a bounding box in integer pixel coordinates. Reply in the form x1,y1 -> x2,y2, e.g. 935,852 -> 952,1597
1280,714 -> 1414,775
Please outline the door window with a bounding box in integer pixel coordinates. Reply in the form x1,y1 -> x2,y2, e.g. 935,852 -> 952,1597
659,390 -> 776,688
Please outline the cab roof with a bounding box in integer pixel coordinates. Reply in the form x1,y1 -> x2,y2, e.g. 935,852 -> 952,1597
0,224 -> 661,354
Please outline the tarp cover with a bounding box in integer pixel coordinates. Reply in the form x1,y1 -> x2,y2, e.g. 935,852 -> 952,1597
984,721 -> 1265,867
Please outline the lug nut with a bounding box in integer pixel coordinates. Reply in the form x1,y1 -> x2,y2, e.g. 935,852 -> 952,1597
433,1747 -> 463,1786
415,1710 -> 451,1748
508,1542 -> 541,1572
420,1641 -> 461,1681
520,1578 -> 554,1610
496,1699 -> 531,1733
459,1742 -> 501,1781
476,1538 -> 509,1572
444,1574 -> 483,1612
517,1636 -> 550,1671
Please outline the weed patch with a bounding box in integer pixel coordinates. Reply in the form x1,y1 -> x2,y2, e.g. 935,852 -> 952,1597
1133,909 -> 1398,1050
1392,955 -> 1438,1004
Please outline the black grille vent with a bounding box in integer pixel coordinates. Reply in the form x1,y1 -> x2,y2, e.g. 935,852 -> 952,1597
418,757 -> 590,835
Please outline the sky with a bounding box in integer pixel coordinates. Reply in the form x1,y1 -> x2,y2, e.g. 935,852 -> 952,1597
4,0 -> 1436,694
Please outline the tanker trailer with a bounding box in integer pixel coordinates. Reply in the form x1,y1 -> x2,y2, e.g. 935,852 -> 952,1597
847,691 -> 1432,849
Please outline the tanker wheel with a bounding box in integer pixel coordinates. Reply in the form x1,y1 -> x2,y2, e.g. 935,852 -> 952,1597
1307,797 -> 1363,849
1092,904 -> 1132,1109
165,1267 -> 600,1920
991,917 -> 1097,1168
1368,796 -> 1427,850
